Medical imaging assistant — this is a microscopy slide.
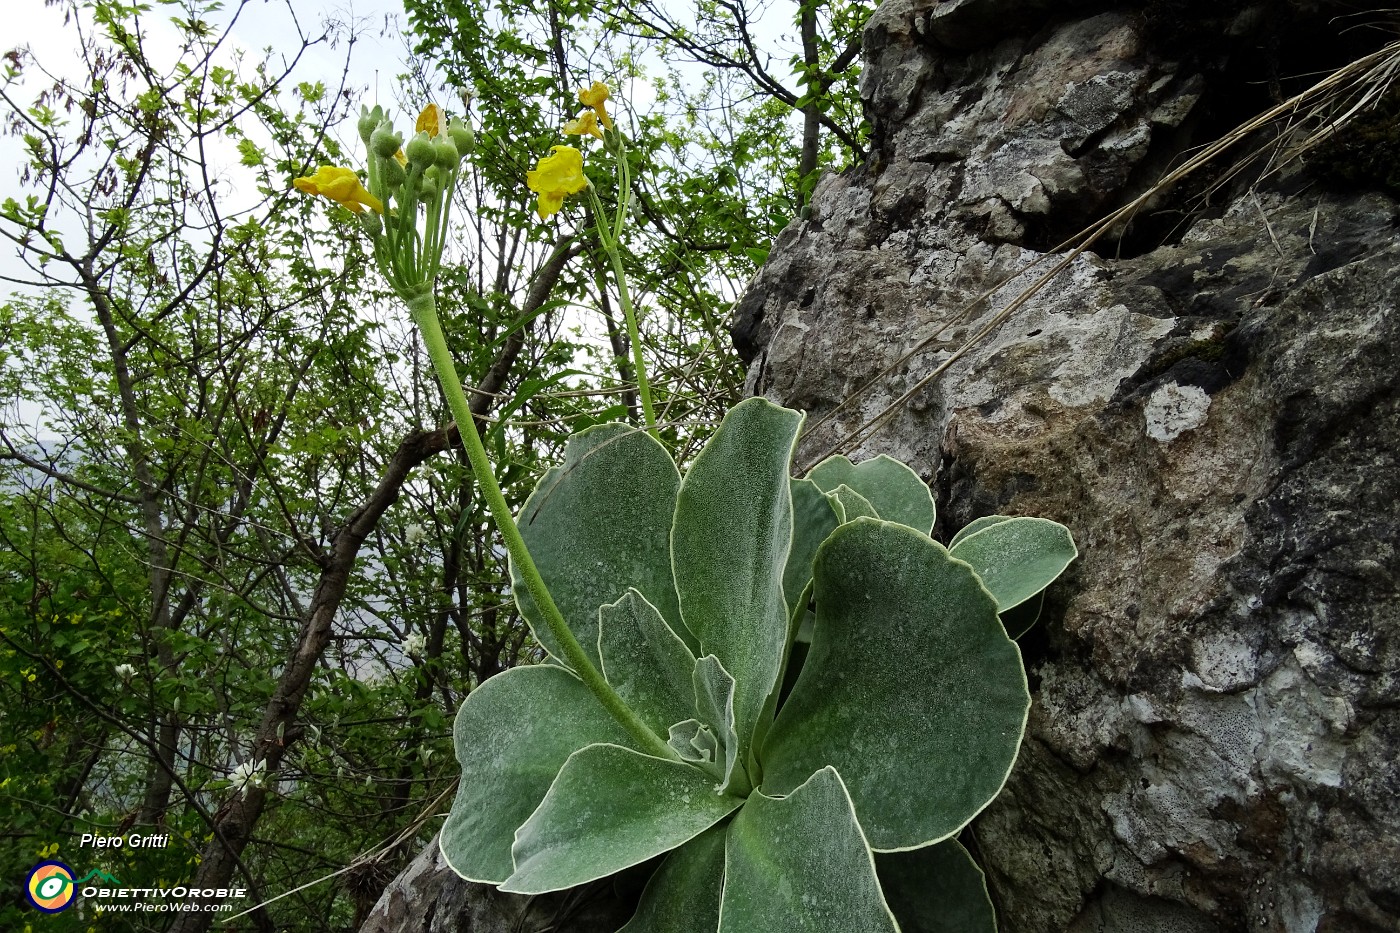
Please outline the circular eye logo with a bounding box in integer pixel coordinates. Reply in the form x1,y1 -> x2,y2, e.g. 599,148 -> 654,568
26,861 -> 76,913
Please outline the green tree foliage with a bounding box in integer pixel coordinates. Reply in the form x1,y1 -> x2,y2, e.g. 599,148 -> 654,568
1,0 -> 860,926
0,1 -> 599,928
608,0 -> 872,203
0,1 -> 408,925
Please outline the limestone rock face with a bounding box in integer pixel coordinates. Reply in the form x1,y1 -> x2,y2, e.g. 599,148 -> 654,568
734,1 -> 1400,931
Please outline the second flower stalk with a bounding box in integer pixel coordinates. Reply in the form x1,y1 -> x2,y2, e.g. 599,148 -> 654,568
528,83 -> 659,440
295,91 -> 674,759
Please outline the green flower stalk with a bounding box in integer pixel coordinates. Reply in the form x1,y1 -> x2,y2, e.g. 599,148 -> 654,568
294,103 -> 673,762
527,82 -> 659,440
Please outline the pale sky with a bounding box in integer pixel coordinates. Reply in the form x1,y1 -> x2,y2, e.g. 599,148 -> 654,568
2,0 -> 413,436
2,0 -> 796,437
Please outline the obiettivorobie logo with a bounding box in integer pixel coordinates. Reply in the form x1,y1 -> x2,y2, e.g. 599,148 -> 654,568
24,862 -> 122,913
23,855 -> 248,918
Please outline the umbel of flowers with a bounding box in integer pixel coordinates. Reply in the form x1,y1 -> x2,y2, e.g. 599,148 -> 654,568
294,103 -> 474,303
524,82 -> 658,434
527,80 -> 614,219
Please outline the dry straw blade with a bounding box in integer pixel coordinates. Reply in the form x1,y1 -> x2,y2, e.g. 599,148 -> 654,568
796,40 -> 1400,470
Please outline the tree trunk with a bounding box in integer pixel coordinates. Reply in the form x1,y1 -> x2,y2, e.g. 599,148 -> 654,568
797,0 -> 822,205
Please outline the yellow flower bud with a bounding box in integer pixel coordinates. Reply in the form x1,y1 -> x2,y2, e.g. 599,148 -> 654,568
563,110 -> 605,141
292,166 -> 383,214
578,81 -> 613,129
416,103 -> 444,137
526,145 -> 589,219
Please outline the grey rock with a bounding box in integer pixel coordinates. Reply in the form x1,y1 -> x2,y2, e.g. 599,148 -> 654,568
358,834 -> 635,933
1066,885 -> 1225,933
736,2 -> 1400,932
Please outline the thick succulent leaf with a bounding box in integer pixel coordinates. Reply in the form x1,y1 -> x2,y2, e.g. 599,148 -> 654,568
876,839 -> 997,933
672,397 -> 802,763
762,518 -> 1030,850
693,655 -> 746,794
513,423 -> 688,666
502,744 -> 744,894
807,453 -> 935,535
784,478 -> 841,615
439,665 -> 634,883
826,484 -> 880,522
948,516 -> 1077,612
719,767 -> 898,933
598,589 -> 697,734
618,822 -> 727,933
1001,590 -> 1044,639
948,514 -> 1014,550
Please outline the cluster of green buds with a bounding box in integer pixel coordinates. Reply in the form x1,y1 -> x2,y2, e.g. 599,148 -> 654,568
359,103 -> 474,300
295,103 -> 475,303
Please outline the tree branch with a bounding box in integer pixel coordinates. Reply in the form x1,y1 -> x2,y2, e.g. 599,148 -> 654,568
167,238 -> 578,933
0,434 -> 142,504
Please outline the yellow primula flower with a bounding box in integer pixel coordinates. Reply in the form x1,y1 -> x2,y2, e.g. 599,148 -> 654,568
526,145 -> 588,219
563,110 -> 604,141
293,166 -> 383,214
416,103 -> 444,137
578,82 -> 612,130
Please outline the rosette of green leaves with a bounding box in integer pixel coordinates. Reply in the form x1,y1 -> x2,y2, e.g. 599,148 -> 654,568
439,398 -> 1076,931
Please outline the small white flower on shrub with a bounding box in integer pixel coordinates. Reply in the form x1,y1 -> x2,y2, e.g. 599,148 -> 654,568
402,632 -> 427,656
229,759 -> 266,797
114,663 -> 136,681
